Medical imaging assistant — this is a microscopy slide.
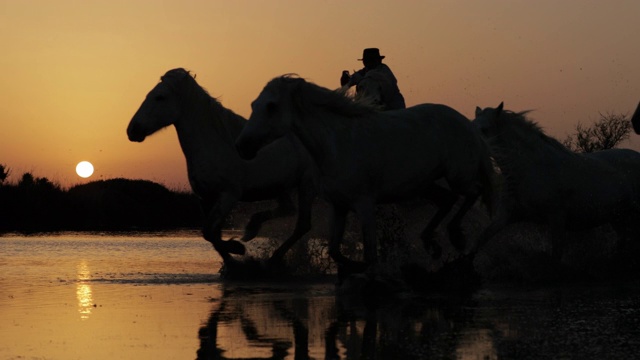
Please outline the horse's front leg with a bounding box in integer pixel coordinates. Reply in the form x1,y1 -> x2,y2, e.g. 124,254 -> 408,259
268,181 -> 315,267
420,183 -> 458,259
328,204 -> 367,280
196,299 -> 229,359
470,204 -> 513,256
242,193 -> 296,242
447,193 -> 480,253
328,204 -> 348,264
354,198 -> 378,267
202,192 -> 246,261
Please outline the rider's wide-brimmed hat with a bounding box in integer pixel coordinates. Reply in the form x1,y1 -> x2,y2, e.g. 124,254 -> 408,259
358,48 -> 385,61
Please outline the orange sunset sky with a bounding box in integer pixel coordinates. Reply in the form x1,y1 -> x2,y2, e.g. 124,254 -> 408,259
1,0 -> 639,189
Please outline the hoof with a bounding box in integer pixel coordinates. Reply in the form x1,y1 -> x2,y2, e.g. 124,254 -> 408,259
241,228 -> 259,242
242,217 -> 262,242
222,238 -> 246,255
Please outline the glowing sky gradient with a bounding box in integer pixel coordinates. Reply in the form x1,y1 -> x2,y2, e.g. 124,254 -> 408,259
1,0 -> 639,188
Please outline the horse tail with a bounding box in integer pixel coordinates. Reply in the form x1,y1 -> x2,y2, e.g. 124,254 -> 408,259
632,101 -> 640,134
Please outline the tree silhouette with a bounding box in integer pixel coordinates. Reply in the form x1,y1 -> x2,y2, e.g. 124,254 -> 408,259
0,174 -> 202,233
18,172 -> 35,187
563,112 -> 631,153
0,164 -> 9,184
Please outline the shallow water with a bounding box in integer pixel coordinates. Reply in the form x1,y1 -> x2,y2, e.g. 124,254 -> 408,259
1,232 -> 639,359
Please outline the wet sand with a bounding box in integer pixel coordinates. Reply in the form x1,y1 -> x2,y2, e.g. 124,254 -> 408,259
2,232 -> 640,359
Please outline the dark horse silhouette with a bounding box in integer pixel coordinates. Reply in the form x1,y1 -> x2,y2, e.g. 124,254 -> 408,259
236,75 -> 495,275
127,69 -> 318,273
473,102 -> 640,261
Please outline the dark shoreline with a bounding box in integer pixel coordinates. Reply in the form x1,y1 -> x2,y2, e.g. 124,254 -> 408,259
0,178 -> 204,234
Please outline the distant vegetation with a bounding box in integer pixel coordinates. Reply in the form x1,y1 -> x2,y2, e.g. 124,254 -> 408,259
0,164 -> 9,184
0,170 -> 203,234
563,111 -> 632,153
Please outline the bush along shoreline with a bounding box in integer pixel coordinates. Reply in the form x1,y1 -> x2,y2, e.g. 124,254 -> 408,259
0,175 -> 203,234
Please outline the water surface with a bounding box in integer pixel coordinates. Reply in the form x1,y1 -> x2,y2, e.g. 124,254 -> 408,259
1,232 -> 639,359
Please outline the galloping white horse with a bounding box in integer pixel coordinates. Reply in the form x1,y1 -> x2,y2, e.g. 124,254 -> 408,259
473,102 -> 640,260
127,69 -> 317,268
236,75 -> 495,275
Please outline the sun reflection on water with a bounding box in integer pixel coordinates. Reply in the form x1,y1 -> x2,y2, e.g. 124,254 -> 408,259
76,260 -> 94,320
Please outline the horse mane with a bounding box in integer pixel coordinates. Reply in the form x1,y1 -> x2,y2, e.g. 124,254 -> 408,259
160,67 -> 192,84
495,109 -> 573,155
487,108 -> 574,200
161,68 -> 246,143
267,74 -> 378,118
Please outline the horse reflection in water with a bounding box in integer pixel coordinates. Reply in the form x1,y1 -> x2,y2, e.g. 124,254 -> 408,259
472,103 -> 640,262
196,284 -> 476,359
127,69 -> 317,272
196,286 -> 312,359
236,75 -> 495,276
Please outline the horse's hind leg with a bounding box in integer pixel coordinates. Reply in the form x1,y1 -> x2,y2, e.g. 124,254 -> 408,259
201,199 -> 231,261
447,193 -> 480,253
241,193 -> 296,242
468,199 -> 517,258
328,204 -> 368,281
328,204 -> 348,263
268,183 -> 315,267
354,197 -> 378,266
420,183 -> 458,259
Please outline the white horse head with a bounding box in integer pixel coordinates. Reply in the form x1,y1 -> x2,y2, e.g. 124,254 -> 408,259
474,102 -> 504,139
127,70 -> 318,272
127,68 -> 191,142
472,101 -> 640,261
236,75 -> 304,159
236,74 -> 376,160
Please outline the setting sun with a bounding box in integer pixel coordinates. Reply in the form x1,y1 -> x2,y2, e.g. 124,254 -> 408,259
76,161 -> 94,178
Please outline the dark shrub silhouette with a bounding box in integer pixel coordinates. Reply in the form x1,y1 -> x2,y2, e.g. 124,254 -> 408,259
0,173 -> 67,232
563,112 -> 632,153
67,178 -> 203,231
0,175 -> 202,233
0,163 -> 9,184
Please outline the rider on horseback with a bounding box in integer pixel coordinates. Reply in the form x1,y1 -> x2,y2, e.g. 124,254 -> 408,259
340,48 -> 406,111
